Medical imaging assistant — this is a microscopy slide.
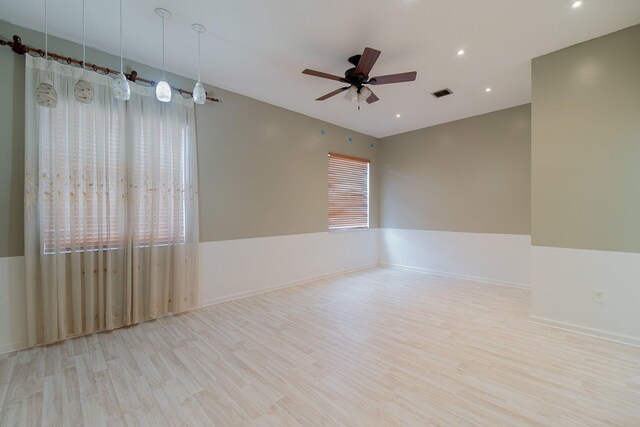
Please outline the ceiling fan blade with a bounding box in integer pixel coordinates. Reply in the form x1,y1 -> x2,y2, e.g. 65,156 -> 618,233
302,69 -> 345,82
354,47 -> 381,77
369,71 -> 417,85
316,87 -> 349,101
366,90 -> 379,104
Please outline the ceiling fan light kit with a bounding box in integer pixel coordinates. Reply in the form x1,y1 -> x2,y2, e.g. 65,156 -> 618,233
302,47 -> 417,107
344,86 -> 358,102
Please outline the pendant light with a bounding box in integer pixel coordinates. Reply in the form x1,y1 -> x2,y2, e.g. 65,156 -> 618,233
74,0 -> 94,104
155,8 -> 172,103
35,0 -> 58,108
191,23 -> 206,105
113,0 -> 130,100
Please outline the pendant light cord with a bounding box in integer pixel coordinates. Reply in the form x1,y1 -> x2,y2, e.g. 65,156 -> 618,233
119,0 -> 123,73
81,0 -> 86,73
162,14 -> 166,79
44,0 -> 48,59
197,31 -> 201,82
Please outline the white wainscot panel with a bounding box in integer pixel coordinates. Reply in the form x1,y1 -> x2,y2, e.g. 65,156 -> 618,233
380,228 -> 531,288
0,256 -> 27,354
0,230 -> 378,354
531,245 -> 640,346
199,230 -> 379,305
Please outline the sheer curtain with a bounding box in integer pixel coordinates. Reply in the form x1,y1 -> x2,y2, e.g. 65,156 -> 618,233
24,55 -> 199,346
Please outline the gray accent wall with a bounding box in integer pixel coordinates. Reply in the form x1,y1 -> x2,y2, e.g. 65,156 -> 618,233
531,24 -> 640,253
379,105 -> 531,235
0,26 -> 24,258
0,20 -> 379,257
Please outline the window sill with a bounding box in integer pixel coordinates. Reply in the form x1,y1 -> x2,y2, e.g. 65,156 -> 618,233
328,227 -> 370,233
43,241 -> 186,255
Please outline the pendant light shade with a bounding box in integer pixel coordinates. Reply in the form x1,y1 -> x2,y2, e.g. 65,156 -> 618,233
192,81 -> 206,105
191,23 -> 207,105
155,8 -> 172,103
36,0 -> 57,108
344,86 -> 358,103
74,76 -> 94,103
357,86 -> 372,103
113,0 -> 130,100
113,73 -> 130,100
156,80 -> 172,103
74,0 -> 94,104
36,77 -> 58,108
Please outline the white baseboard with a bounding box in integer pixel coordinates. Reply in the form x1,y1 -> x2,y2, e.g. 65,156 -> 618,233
529,315 -> 640,348
383,263 -> 530,290
198,263 -> 378,308
0,340 -> 28,355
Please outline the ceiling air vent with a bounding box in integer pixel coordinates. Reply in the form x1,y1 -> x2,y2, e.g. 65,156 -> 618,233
431,88 -> 453,98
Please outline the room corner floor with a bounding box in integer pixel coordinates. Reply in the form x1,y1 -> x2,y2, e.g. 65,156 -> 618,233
1,267 -> 639,426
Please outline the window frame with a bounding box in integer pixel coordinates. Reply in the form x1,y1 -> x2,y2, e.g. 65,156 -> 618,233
327,152 -> 370,232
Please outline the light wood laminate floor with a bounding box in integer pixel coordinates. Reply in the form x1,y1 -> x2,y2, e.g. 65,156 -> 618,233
1,267 -> 639,426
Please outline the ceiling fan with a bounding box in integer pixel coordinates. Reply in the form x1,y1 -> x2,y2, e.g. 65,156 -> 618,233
302,47 -> 417,106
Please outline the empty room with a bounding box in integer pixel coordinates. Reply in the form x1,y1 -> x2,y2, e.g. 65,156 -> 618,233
1,0 -> 639,425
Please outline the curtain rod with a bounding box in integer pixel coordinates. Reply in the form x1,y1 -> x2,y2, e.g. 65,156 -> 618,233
1,35 -> 220,103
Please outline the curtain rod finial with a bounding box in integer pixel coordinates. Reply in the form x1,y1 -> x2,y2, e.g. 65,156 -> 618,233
11,35 -> 29,55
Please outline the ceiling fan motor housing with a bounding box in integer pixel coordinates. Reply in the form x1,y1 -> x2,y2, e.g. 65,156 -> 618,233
345,54 -> 368,87
344,67 -> 368,87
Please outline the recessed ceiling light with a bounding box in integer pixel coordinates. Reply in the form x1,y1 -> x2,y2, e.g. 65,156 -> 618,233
396,114 -> 401,118
571,1 -> 583,8
457,49 -> 465,56
485,87 -> 492,92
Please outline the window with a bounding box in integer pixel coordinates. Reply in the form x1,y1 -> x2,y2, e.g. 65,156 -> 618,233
40,105 -> 125,253
40,102 -> 188,254
328,152 -> 370,231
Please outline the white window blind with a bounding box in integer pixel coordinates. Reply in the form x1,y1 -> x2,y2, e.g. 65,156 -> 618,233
41,105 -> 187,253
41,105 -> 124,253
129,122 -> 187,246
328,152 -> 370,231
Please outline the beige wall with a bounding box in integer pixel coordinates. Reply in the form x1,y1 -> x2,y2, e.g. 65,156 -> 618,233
379,104 -> 531,235
0,20 -> 379,257
531,24 -> 640,253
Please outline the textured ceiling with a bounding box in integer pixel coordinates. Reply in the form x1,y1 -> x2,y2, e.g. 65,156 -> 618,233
2,0 -> 639,137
